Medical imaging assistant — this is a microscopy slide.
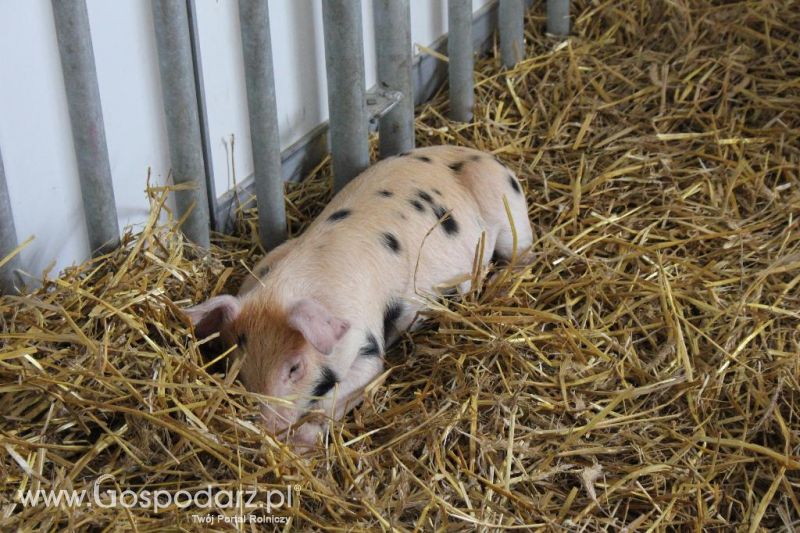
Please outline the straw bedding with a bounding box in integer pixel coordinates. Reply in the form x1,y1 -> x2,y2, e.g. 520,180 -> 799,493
2,0 -> 799,530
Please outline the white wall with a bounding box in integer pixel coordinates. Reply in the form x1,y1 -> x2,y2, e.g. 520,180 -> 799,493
0,0 -> 90,279
0,0 -> 491,279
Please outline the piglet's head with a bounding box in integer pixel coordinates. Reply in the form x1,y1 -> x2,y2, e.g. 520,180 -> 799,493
184,296 -> 350,445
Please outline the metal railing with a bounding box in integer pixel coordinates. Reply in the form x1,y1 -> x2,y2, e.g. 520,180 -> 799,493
239,0 -> 287,250
52,0 -> 120,255
0,0 -> 571,294
151,0 -> 212,249
374,0 -> 415,158
0,146 -> 20,294
322,0 -> 371,193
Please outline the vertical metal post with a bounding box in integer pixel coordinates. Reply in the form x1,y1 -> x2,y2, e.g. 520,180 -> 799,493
374,0 -> 414,158
322,0 -> 370,191
447,0 -> 473,122
547,0 -> 570,37
499,0 -> 525,68
151,0 -> 211,248
51,0 -> 120,256
238,0 -> 287,250
0,147 -> 21,295
186,0 -> 219,231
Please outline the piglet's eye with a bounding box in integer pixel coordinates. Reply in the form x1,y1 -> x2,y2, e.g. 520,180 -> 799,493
289,363 -> 300,377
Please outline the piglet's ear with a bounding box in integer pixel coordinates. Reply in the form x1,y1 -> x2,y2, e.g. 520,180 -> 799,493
184,295 -> 241,340
287,298 -> 350,355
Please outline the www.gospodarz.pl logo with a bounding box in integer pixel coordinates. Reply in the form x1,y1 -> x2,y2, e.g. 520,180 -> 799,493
17,474 -> 295,522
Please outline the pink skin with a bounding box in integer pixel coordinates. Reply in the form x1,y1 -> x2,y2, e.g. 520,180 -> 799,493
185,145 -> 534,448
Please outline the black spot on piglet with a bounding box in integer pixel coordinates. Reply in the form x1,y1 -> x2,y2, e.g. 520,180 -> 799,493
441,215 -> 459,236
312,366 -> 339,398
416,189 -> 434,203
408,199 -> 425,212
432,205 -> 459,236
382,232 -> 401,253
382,300 -> 403,345
359,332 -> 381,358
328,209 -> 351,222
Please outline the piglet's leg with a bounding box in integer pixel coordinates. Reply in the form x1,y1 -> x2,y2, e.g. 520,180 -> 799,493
328,354 -> 385,422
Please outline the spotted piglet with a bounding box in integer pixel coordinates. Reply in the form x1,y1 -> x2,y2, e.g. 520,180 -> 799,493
185,145 -> 533,446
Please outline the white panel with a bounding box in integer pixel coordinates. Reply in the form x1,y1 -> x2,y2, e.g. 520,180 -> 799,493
411,0 -> 448,51
409,0 -> 493,55
268,0 -> 328,149
87,0 -> 172,228
0,0 -> 89,278
362,0 -> 377,88
193,0 -> 254,202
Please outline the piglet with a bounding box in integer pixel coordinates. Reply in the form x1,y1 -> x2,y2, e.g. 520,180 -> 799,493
185,145 -> 533,446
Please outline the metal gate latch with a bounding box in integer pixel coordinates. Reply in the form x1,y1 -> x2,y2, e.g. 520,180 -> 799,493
366,88 -> 404,131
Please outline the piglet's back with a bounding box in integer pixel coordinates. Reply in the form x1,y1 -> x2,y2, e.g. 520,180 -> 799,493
246,145 -> 532,333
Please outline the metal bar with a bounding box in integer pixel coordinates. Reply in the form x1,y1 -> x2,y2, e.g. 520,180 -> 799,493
546,0 -> 570,37
322,0 -> 369,191
186,0 -> 218,231
447,0 -> 473,122
373,0 -> 414,158
0,146 -> 21,294
238,0 -> 287,250
151,0 -> 211,248
215,0 -> 528,233
499,0 -> 525,67
51,0 -> 120,256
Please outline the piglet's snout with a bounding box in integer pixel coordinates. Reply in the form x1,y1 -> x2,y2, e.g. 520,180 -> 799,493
260,404 -> 297,438
261,404 -> 322,447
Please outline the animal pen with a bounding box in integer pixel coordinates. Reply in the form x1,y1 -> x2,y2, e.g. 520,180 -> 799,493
1,0 -> 799,530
